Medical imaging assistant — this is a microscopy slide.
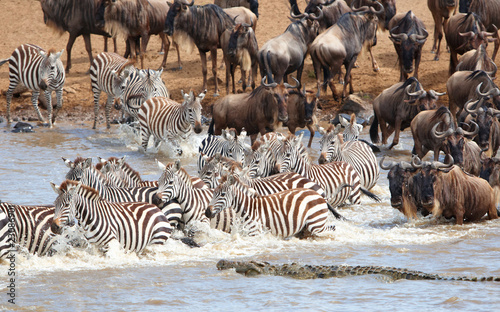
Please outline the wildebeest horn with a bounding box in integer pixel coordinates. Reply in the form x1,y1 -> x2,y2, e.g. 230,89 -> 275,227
431,156 -> 454,169
482,24 -> 498,37
410,29 -> 428,43
461,121 -> 479,137
459,31 -> 476,38
284,77 -> 300,89
188,0 -> 194,6
488,107 -> 500,116
290,5 -> 306,19
369,1 -> 384,15
261,76 -> 277,88
464,98 -> 482,115
390,31 -> 408,42
406,86 -> 426,98
351,0 -> 369,12
428,90 -> 446,99
411,155 -> 424,168
379,157 -> 397,170
308,7 -> 323,20
486,60 -> 497,77
232,15 -> 239,24
476,82 -> 500,98
431,122 -> 453,140
241,18 -> 253,29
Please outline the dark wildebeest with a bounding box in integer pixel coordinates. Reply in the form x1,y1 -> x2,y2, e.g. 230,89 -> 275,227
404,156 -> 498,225
456,44 -> 497,76
344,0 -> 397,31
289,0 -> 351,33
446,70 -> 500,123
388,11 -> 429,82
427,0 -> 457,61
208,77 -> 296,144
257,10 -> 321,86
479,157 -> 500,208
309,3 -> 382,100
464,91 -> 500,157
214,0 -> 259,18
164,0 -> 235,95
221,21 -> 259,94
370,77 -> 443,148
469,0 -> 500,60
40,0 -> 111,73
444,12 -> 497,76
284,87 -> 319,148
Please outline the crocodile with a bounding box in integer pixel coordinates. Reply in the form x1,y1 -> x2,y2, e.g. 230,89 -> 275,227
216,260 -> 500,282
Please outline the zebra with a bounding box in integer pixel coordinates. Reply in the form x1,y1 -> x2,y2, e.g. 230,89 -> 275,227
118,68 -> 169,120
89,52 -> 135,129
50,180 -> 172,253
197,128 -> 250,173
0,203 -> 70,258
62,157 -> 182,228
206,174 -> 336,238
199,154 -> 345,220
339,114 -> 364,141
156,160 -> 234,233
318,128 -> 380,190
138,90 -> 206,154
0,43 -> 65,128
280,133 -> 380,207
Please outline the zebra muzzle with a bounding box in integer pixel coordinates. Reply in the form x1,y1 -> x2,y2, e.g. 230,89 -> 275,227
205,206 -> 215,218
318,153 -> 328,164
152,193 -> 164,206
39,79 -> 48,91
51,220 -> 62,234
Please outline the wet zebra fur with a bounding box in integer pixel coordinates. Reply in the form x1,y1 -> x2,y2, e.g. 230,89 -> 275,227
137,90 -> 205,154
89,52 -> 135,129
0,43 -> 65,128
51,181 -> 172,253
206,174 -> 336,238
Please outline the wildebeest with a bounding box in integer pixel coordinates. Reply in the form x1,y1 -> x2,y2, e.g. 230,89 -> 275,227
464,92 -> 500,157
345,0 -> 398,31
456,44 -> 497,76
446,70 -> 500,123
370,77 -> 443,148
258,10 -> 321,86
221,21 -> 259,94
214,0 -> 259,18
289,0 -> 351,33
164,0 -> 235,95
480,157 -> 500,204
309,3 -> 382,100
208,77 -> 296,144
380,157 -> 419,213
388,11 -> 429,82
404,157 -> 498,225
444,12 -> 496,76
469,0 -> 500,60
427,0 -> 457,61
40,0 -> 110,73
284,87 -> 319,147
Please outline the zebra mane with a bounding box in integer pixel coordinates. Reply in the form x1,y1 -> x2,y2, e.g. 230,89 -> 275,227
177,166 -> 195,188
107,157 -> 143,182
117,59 -> 136,76
46,48 -> 57,55
72,157 -> 88,165
58,180 -> 100,199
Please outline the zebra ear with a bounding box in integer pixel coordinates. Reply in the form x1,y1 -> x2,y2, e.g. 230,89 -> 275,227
198,90 -> 207,101
334,123 -> 342,134
62,157 -> 74,169
174,159 -> 181,171
337,133 -> 344,145
157,160 -> 166,171
50,182 -> 63,195
239,128 -> 247,139
297,132 -> 304,143
138,69 -> 147,79
318,126 -> 326,135
83,158 -> 93,169
39,50 -> 47,58
119,156 -> 126,166
55,49 -> 64,60
155,68 -> 163,79
97,157 -> 106,164
339,115 -> 349,127
73,181 -> 83,194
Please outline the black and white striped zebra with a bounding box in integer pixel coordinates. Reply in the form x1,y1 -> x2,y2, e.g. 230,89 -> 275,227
118,68 -> 169,120
50,181 -> 172,253
279,133 -> 379,207
339,114 -> 363,141
89,52 -> 135,129
0,44 -> 65,128
318,129 -> 380,190
206,174 -> 336,238
62,157 -> 182,228
156,160 -> 234,233
0,203 -> 69,258
197,128 -> 250,173
138,90 -> 206,154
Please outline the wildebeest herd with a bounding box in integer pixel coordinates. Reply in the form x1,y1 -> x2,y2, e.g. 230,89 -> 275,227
1,0 -> 500,258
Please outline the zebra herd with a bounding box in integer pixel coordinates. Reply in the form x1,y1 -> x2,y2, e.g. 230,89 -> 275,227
0,119 -> 382,258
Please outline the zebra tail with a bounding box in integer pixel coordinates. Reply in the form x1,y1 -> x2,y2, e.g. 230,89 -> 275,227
361,187 -> 380,202
369,114 -> 380,144
327,203 -> 347,221
177,237 -> 201,248
0,59 -> 9,67
208,116 -> 215,135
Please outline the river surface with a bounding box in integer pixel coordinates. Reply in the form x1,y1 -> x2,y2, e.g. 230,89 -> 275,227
0,120 -> 499,312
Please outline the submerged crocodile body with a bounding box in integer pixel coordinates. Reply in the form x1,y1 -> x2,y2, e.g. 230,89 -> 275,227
217,260 -> 500,282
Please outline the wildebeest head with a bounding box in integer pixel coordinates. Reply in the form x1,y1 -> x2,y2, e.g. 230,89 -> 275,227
181,89 -> 206,134
431,121 -> 478,167
389,11 -> 428,74
261,76 -> 299,123
164,0 -> 194,36
458,13 -> 497,53
39,48 -> 64,91
380,0 -> 396,30
480,157 -> 500,187
350,2 -> 383,49
404,82 -> 442,112
380,157 -> 414,210
227,21 -> 254,58
302,88 -> 318,124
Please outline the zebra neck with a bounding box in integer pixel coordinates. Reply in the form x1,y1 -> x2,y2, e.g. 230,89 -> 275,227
293,155 -> 312,178
232,188 -> 259,220
179,106 -> 192,130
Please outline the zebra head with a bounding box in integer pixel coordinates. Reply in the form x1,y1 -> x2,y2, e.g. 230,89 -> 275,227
206,174 -> 236,218
63,157 -> 93,181
318,124 -> 342,164
156,160 -> 182,203
98,156 -> 129,187
38,48 -> 64,91
181,89 -> 205,134
140,68 -> 169,99
339,114 -> 363,141
279,132 -> 305,174
111,61 -> 135,99
50,181 -> 78,234
199,153 -> 223,188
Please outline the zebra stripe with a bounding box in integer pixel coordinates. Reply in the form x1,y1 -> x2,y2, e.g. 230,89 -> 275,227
197,128 -> 250,173
206,175 -> 335,238
89,52 -> 135,129
120,68 -> 169,119
138,90 -> 205,154
0,43 -> 65,128
51,181 -> 172,253
0,203 -> 61,258
339,114 -> 364,141
319,132 -> 380,190
156,161 -> 234,233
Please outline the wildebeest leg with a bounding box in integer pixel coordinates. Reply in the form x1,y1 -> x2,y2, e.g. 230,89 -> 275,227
82,33 -> 94,73
414,49 -> 422,79
251,63 -> 257,90
389,119 -> 402,149
65,33 -> 78,73
173,42 -> 182,70
379,117 -> 389,145
307,124 -> 315,148
454,208 -> 464,225
241,69 -> 248,92
432,16 -> 443,61
368,47 -> 379,72
448,50 -> 459,76
250,134 -> 258,145
211,48 -> 220,96
296,62 -> 304,88
342,59 -> 357,99
159,33 -> 170,69
139,33 -> 149,69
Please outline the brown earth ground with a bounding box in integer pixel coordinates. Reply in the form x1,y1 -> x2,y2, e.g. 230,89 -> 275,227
0,0 -> 486,127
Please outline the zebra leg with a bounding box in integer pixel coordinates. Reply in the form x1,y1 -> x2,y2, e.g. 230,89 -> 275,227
105,95 -> 113,129
31,90 -> 45,123
140,127 -> 151,151
5,81 -> 17,123
44,90 -> 53,128
92,89 -> 102,129
53,88 -> 64,125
